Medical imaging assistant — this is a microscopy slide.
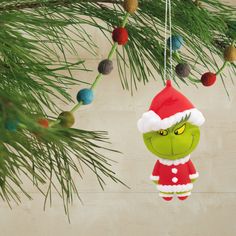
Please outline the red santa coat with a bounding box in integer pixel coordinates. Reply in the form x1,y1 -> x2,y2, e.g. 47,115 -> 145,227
150,155 -> 199,193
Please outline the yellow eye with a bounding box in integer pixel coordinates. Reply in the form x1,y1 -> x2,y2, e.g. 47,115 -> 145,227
174,124 -> 186,135
159,129 -> 168,136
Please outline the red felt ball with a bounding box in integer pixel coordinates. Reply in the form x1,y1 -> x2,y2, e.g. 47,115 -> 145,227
201,72 -> 216,87
38,118 -> 49,128
112,27 -> 128,45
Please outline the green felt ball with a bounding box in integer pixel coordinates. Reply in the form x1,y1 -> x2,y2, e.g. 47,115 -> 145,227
58,111 -> 75,128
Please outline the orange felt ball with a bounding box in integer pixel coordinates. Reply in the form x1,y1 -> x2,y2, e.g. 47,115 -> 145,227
123,0 -> 138,14
201,72 -> 217,87
112,27 -> 128,45
38,118 -> 49,128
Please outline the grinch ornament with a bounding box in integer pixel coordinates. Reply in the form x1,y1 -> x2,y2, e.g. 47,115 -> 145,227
138,80 -> 205,201
137,0 -> 205,201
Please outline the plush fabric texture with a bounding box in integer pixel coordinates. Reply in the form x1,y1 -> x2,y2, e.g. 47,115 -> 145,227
175,63 -> 191,78
38,118 -> 49,128
123,0 -> 138,14
58,111 -> 75,128
112,27 -> 128,45
137,80 -> 205,133
98,59 -> 113,75
167,35 -> 184,51
201,72 -> 216,86
77,88 -> 94,105
224,45 -> 236,62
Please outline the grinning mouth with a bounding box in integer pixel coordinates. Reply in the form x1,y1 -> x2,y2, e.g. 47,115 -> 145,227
151,135 -> 195,158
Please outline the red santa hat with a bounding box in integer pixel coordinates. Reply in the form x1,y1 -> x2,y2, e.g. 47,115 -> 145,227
137,80 -> 205,133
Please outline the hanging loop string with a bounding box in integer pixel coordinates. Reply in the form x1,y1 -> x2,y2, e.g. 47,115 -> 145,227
163,0 -> 168,81
163,0 -> 173,82
168,0 -> 173,79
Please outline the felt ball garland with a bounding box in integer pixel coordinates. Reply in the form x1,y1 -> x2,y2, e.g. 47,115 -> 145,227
169,32 -> 235,87
45,0 -> 135,128
6,0 -> 234,132
9,0 -> 233,132
199,41 -> 235,87
9,1 -> 135,131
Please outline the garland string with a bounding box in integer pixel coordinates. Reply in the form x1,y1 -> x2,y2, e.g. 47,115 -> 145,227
51,11 -> 131,127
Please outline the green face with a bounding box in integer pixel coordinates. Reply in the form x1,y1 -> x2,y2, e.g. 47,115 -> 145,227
143,121 -> 200,160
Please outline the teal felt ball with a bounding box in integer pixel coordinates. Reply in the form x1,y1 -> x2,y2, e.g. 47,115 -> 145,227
167,35 -> 184,51
77,89 -> 94,105
5,119 -> 19,131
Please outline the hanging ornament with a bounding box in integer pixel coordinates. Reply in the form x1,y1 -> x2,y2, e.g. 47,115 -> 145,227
175,63 -> 191,78
98,59 -> 113,75
123,0 -> 138,14
138,80 -> 205,201
224,45 -> 236,62
58,111 -> 75,128
201,72 -> 217,86
76,89 -> 94,105
112,27 -> 129,45
137,0 -> 205,201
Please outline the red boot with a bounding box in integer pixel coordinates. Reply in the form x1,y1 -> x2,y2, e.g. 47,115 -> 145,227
178,196 -> 188,201
162,197 -> 173,201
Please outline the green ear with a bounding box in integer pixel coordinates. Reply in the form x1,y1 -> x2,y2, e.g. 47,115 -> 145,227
143,122 -> 200,160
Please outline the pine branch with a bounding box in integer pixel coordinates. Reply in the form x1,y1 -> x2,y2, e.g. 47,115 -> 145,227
0,0 -> 122,11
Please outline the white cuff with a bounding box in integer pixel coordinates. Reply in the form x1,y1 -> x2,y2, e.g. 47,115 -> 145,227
189,172 -> 199,179
150,175 -> 159,181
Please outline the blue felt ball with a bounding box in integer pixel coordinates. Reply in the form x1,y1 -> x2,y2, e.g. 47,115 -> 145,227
167,35 -> 184,51
76,89 -> 94,105
5,119 -> 19,132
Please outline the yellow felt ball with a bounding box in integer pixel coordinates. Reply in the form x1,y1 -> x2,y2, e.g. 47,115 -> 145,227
123,0 -> 138,14
224,45 -> 236,62
58,111 -> 75,128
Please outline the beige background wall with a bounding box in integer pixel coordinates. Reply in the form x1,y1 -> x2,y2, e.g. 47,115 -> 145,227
0,1 -> 236,235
